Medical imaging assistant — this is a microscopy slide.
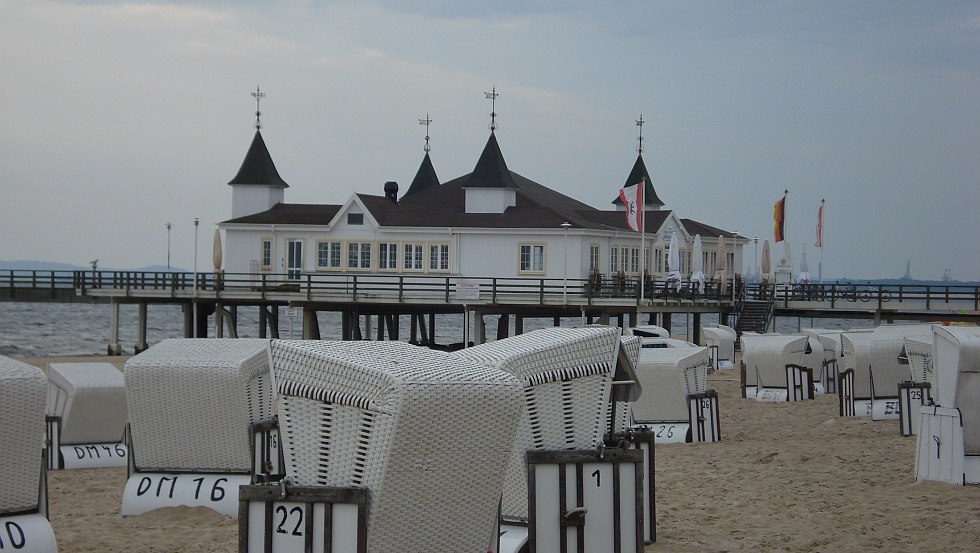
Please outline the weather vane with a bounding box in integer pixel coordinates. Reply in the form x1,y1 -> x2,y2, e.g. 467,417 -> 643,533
636,114 -> 645,154
251,86 -> 265,130
419,113 -> 432,153
484,86 -> 499,131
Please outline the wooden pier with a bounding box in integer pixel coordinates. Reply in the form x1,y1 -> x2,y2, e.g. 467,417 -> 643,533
2,270 -> 978,354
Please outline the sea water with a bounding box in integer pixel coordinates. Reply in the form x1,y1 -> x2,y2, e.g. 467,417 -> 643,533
0,301 -> 873,357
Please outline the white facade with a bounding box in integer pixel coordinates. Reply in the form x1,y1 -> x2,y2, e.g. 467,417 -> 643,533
231,186 -> 284,219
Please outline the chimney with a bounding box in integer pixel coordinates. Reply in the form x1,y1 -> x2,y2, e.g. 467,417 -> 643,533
384,181 -> 399,204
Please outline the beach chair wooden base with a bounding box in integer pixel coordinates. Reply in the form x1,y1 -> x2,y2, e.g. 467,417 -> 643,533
605,428 -> 656,544
526,448 -> 644,553
915,406 -> 966,485
0,512 -> 57,553
688,391 -> 721,443
898,382 -> 931,437
238,484 -> 368,553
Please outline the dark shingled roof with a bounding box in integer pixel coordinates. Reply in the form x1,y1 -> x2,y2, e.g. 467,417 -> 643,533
227,130 -> 289,188
681,219 -> 734,238
224,203 -> 338,225
611,154 -> 663,207
462,132 -> 518,189
402,152 -> 440,198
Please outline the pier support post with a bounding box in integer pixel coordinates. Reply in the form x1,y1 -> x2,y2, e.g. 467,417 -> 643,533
599,312 -> 610,325
693,312 -> 702,345
303,308 -> 320,340
497,314 -> 509,339
515,314 -> 524,336
428,312 -> 435,344
628,311 -> 637,329
364,314 -> 373,341
475,311 -> 486,345
662,313 -> 672,335
386,314 -> 399,340
215,302 -> 224,338
108,299 -> 122,356
182,303 -> 193,338
228,306 -> 239,338
135,303 -> 148,354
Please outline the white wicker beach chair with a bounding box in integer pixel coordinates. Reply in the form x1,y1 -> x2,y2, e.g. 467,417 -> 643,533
702,324 -> 736,370
47,362 -> 127,446
0,356 -> 47,515
903,335 -> 934,384
917,326 -> 980,483
269,339 -> 523,553
739,334 -> 809,393
124,338 -> 272,473
631,346 -> 710,425
454,326 -> 621,524
841,330 -> 875,400
869,324 -> 935,405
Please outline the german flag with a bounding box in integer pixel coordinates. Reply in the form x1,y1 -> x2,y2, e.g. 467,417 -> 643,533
773,195 -> 786,243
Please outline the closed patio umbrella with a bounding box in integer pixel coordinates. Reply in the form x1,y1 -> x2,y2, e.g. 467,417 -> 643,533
667,231 -> 681,291
691,234 -> 705,292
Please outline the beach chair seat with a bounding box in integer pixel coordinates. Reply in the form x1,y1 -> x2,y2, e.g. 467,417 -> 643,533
702,324 -> 736,370
740,334 -> 809,401
454,326 -> 621,524
0,356 -> 47,515
269,339 -> 523,552
47,362 -> 127,447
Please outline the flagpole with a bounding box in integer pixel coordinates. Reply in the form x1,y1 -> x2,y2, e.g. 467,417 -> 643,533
639,177 -> 646,304
818,198 -> 825,284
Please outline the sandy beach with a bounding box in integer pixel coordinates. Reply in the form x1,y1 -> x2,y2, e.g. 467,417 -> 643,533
18,354 -> 980,552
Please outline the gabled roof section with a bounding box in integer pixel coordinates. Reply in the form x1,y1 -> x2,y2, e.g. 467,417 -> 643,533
681,218 -> 732,239
222,203 -> 337,225
227,130 -> 289,188
403,152 -> 440,198
611,153 -> 663,207
463,132 -> 518,189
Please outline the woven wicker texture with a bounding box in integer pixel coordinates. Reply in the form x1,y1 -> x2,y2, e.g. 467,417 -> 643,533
454,326 -> 620,523
611,335 -> 641,432
841,331 -> 875,398
803,330 -> 842,364
631,347 -> 711,423
869,325 -> 935,399
740,334 -> 809,389
702,324 -> 736,362
0,356 -> 46,514
124,338 -> 272,472
270,340 -> 523,553
47,362 -> 127,444
903,335 -> 933,383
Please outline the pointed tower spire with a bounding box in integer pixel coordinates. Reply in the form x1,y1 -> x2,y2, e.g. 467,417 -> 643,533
228,89 -> 288,218
465,132 -> 517,189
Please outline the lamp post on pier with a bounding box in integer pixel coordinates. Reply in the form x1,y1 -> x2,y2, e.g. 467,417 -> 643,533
753,237 -> 759,283
166,222 -> 172,270
193,217 -> 199,338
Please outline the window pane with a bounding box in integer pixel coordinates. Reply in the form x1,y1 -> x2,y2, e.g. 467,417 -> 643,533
330,243 -> 340,267
361,243 -> 371,268
348,243 -> 359,268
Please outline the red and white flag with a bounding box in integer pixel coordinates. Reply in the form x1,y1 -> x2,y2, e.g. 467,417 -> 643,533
815,202 -> 824,247
619,182 -> 643,232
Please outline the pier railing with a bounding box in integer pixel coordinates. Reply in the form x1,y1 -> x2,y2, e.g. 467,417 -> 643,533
2,270 -> 979,312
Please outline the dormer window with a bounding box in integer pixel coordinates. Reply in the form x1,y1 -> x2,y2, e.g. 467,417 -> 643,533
347,213 -> 364,225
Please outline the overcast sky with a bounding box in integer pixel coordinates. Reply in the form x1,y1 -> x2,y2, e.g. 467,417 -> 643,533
3,1 -> 978,280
